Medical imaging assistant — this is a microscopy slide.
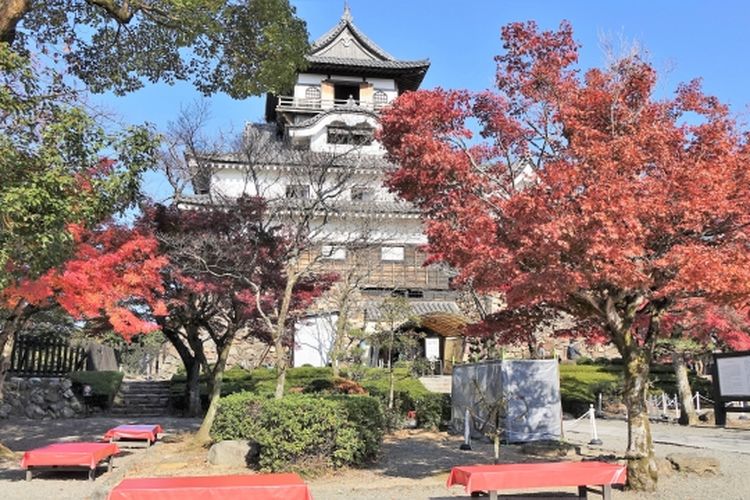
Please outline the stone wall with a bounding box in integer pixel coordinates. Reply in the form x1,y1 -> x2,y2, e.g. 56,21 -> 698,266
0,376 -> 84,419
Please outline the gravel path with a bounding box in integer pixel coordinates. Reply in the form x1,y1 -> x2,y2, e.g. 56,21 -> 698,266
1,416 -> 748,500
0,416 -> 200,500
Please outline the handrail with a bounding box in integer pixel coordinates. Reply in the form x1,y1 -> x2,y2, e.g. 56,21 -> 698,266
276,96 -> 389,112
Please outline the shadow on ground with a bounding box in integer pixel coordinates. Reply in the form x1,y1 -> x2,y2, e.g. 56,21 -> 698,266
0,416 -> 201,451
431,495 -> 582,500
375,430 -> 532,480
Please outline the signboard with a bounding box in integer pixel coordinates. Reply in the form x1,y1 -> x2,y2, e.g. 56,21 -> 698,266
716,354 -> 750,397
713,350 -> 750,426
425,337 -> 440,361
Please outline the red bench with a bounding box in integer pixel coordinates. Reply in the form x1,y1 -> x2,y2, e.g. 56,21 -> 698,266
447,461 -> 626,500
107,473 -> 313,500
21,442 -> 120,481
103,424 -> 163,448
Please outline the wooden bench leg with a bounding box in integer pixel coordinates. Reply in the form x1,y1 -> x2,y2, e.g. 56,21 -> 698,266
88,468 -> 95,481
25,469 -> 31,481
578,485 -> 588,498
602,485 -> 612,500
108,456 -> 114,473
489,491 -> 498,500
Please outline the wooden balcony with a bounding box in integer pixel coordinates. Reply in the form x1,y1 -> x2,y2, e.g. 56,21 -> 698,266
276,96 -> 388,113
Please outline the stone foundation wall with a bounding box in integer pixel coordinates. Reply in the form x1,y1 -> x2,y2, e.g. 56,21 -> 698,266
0,377 -> 84,419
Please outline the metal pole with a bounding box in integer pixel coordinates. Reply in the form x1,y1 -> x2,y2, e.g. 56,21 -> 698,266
662,392 -> 668,416
695,391 -> 701,412
588,404 -> 602,446
675,393 -> 680,419
460,408 -> 472,450
597,392 -> 603,416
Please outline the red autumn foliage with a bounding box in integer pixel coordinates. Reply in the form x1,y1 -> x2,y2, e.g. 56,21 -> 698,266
2,224 -> 168,340
380,20 -> 750,345
379,20 -> 750,488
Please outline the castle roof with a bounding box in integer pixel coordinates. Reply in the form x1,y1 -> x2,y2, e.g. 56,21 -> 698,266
305,5 -> 430,92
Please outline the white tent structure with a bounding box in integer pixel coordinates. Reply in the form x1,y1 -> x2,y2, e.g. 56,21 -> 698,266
451,360 -> 562,443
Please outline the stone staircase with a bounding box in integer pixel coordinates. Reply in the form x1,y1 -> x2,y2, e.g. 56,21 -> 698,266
110,380 -> 172,417
419,375 -> 452,394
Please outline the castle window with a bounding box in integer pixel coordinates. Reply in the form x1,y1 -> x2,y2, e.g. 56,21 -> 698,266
381,246 -> 404,262
373,90 -> 388,107
304,86 -> 321,105
327,121 -> 373,146
334,83 -> 360,103
321,245 -> 346,260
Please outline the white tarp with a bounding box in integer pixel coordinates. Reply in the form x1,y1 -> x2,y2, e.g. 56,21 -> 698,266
451,360 -> 562,443
293,313 -> 337,367
425,337 -> 440,361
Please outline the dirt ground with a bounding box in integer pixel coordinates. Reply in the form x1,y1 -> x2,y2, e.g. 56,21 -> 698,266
1,416 -> 749,499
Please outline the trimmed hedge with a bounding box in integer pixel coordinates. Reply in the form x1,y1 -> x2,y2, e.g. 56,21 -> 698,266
172,366 -> 447,429
211,392 -> 384,473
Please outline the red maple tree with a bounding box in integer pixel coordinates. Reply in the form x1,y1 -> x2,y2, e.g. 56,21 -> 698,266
379,21 -> 750,489
2,223 -> 168,340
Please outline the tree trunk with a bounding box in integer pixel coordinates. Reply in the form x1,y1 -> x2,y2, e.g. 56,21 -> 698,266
274,335 -> 288,400
194,336 -> 234,445
331,305 -> 349,378
273,266 -> 297,400
0,301 -> 32,399
387,330 -> 395,410
672,352 -> 698,426
0,0 -> 30,44
622,349 -> 658,491
161,325 -> 203,417
185,358 -> 202,417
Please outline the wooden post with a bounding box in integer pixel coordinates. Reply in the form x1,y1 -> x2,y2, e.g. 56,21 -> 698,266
712,362 -> 727,426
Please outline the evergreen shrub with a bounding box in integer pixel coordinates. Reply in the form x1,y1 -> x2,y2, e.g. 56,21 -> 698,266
211,392 -> 384,473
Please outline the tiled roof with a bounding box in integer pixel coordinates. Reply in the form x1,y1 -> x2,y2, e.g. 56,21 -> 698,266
305,55 -> 430,70
305,7 -> 430,92
175,195 -> 420,217
193,124 -> 394,170
364,300 -> 463,321
310,8 -> 394,61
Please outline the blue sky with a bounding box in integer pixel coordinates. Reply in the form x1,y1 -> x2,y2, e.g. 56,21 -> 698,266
92,0 -> 750,201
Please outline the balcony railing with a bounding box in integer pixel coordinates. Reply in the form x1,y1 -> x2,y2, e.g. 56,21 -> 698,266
276,96 -> 389,112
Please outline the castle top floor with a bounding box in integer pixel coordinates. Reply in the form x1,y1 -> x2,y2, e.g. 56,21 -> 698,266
266,5 -> 430,122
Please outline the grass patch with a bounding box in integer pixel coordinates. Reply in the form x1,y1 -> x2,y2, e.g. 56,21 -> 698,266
559,362 -> 712,414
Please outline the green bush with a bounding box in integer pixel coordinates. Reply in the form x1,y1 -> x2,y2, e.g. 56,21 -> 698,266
69,370 -> 124,409
302,378 -> 334,394
211,392 -> 384,473
359,368 -> 449,430
69,370 -> 123,396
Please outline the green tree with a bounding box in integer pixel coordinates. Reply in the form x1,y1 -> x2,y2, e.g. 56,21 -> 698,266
0,0 -> 308,97
372,296 -> 420,410
0,44 -> 158,405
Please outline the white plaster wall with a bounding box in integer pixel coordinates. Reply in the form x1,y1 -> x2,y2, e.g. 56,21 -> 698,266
312,217 -> 426,245
293,314 -> 337,367
293,73 -> 397,103
210,169 -> 287,199
288,112 -> 384,155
